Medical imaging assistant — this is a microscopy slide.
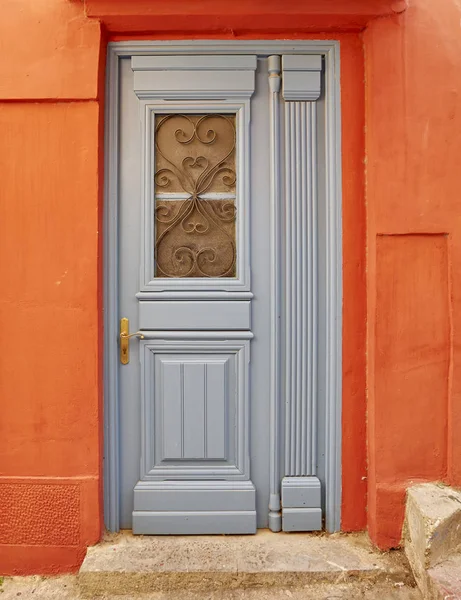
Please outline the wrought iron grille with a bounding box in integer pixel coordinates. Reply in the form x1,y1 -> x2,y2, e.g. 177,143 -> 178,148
154,114 -> 237,278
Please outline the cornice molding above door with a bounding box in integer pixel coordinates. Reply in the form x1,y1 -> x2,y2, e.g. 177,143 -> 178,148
84,0 -> 407,35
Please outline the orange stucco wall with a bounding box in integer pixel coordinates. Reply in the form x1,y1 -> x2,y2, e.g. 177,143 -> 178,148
365,0 -> 461,548
0,0 -> 104,574
0,0 -> 459,575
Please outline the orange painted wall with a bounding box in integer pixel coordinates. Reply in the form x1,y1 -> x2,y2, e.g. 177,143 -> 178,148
0,0 -> 458,575
364,0 -> 461,548
0,0 -> 104,574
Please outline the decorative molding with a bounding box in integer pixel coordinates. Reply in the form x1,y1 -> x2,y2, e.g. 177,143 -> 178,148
268,55 -> 282,534
282,476 -> 322,508
284,101 -> 318,478
282,55 -> 322,101
104,40 -> 342,533
135,291 -> 254,300
132,55 -> 258,71
133,480 -> 256,511
136,330 -> 254,341
109,40 -> 341,57
132,55 -> 256,99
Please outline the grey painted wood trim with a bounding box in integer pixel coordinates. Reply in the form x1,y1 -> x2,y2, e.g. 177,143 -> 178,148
132,510 -> 256,535
282,476 -> 321,508
108,40 -> 342,57
133,480 -> 256,511
282,508 -> 322,532
132,55 -> 258,71
281,476 -> 322,531
103,45 -> 121,532
322,42 -> 342,532
268,55 -> 282,533
136,291 -> 254,300
135,330 -> 254,341
138,300 -> 251,330
132,55 -> 257,100
284,101 -> 318,478
282,55 -> 322,101
104,40 -> 342,533
133,72 -> 256,100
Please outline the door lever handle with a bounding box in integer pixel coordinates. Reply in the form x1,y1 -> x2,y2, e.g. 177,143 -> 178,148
119,318 -> 144,365
120,331 -> 145,340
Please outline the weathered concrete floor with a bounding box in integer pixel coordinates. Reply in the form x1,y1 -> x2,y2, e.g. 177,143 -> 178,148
0,576 -> 422,600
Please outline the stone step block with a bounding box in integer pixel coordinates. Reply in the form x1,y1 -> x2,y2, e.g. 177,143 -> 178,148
427,553 -> 461,600
404,483 -> 461,599
78,531 -> 414,598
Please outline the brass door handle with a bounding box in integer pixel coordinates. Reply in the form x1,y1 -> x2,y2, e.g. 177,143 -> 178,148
120,318 -> 144,365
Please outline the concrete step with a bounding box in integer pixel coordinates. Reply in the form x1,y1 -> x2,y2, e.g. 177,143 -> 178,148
0,576 -> 422,600
78,531 -> 416,598
427,553 -> 461,600
404,483 -> 461,599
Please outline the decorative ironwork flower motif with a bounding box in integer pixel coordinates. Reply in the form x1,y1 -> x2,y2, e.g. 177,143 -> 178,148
154,114 -> 237,278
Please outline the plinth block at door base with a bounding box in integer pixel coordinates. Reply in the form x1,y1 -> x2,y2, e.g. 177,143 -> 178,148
281,477 -> 322,531
133,481 -> 256,534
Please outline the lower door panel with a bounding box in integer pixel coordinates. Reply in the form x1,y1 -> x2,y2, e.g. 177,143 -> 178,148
132,333 -> 256,534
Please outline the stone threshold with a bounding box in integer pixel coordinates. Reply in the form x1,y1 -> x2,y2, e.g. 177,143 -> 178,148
78,530 -> 416,597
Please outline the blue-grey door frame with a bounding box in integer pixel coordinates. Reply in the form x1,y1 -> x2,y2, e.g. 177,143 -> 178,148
103,40 -> 342,533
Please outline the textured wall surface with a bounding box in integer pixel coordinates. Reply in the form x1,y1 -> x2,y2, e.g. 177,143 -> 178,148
0,0 -> 101,100
369,235 -> 450,547
365,0 -> 461,548
0,483 -> 80,546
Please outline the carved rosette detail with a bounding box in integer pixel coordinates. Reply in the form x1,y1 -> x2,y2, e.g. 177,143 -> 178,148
154,114 -> 237,278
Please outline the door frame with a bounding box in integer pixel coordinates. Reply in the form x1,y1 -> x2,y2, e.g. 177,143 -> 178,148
104,40 -> 342,533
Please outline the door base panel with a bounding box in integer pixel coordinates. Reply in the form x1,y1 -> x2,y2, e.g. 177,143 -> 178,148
133,511 -> 257,535
133,481 -> 256,534
133,480 -> 256,512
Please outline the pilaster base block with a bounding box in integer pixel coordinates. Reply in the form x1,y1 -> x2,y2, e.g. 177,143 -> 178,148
281,476 -> 322,532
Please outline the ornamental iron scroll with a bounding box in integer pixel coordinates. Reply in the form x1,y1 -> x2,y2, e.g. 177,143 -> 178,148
154,114 -> 237,278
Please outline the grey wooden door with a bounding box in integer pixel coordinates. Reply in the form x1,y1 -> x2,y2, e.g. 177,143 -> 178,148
117,52 -> 326,534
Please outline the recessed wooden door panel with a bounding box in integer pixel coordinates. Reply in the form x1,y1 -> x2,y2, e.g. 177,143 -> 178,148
159,358 -> 229,461
138,300 -> 251,330
138,341 -> 250,480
